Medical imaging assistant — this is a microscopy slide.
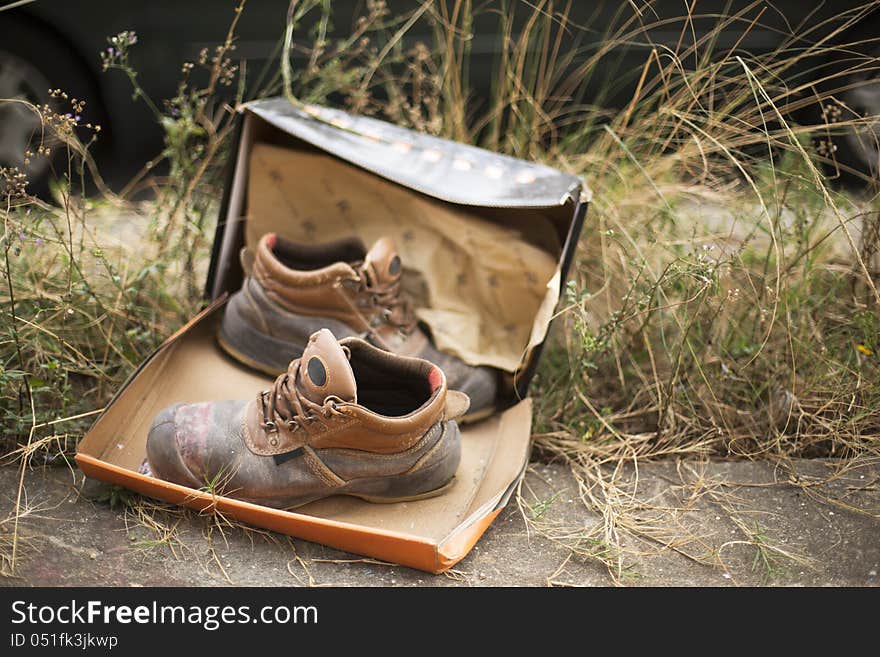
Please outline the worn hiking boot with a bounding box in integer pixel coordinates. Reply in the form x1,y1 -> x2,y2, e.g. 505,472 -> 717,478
217,233 -> 497,421
146,329 -> 467,509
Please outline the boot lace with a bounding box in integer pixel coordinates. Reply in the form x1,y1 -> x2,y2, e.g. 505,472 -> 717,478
258,360 -> 347,434
349,262 -> 418,334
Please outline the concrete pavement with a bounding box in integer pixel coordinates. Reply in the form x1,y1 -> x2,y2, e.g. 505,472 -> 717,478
1,458 -> 877,586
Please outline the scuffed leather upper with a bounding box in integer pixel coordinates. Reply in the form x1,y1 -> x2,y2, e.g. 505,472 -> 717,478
242,330 -> 451,457
252,234 -> 370,332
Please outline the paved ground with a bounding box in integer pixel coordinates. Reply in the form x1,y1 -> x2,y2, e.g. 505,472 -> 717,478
1,457 -> 877,587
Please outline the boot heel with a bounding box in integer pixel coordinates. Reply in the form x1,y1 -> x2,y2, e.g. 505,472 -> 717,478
217,295 -> 306,375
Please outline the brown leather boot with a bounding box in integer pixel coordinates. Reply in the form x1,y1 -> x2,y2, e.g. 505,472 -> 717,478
217,233 -> 497,421
146,329 -> 467,509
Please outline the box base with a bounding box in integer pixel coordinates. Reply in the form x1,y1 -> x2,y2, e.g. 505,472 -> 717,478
76,301 -> 532,573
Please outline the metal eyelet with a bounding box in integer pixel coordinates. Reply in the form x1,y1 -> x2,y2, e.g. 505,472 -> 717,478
269,437 -> 278,447
263,420 -> 277,433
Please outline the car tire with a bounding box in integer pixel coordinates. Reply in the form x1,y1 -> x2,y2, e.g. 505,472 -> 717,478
808,11 -> 880,184
0,12 -> 105,198
835,41 -> 880,182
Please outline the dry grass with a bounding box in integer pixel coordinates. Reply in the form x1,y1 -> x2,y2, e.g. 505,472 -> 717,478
2,0 -> 879,582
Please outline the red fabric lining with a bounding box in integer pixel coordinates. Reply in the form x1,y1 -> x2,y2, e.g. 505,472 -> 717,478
427,367 -> 442,392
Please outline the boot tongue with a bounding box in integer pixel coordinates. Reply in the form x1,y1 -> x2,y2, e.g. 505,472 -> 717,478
289,329 -> 357,405
363,237 -> 402,287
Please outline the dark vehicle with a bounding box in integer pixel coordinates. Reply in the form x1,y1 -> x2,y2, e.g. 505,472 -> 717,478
1,0 -> 879,191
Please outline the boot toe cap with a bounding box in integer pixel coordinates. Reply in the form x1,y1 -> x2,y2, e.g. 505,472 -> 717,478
146,404 -> 203,487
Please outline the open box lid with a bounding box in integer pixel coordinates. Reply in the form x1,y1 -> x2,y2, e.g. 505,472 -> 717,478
237,98 -> 586,208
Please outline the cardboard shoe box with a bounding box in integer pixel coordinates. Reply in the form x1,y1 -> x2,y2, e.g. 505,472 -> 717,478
75,98 -> 589,574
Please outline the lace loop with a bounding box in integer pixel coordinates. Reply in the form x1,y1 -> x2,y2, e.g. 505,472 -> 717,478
350,263 -> 417,335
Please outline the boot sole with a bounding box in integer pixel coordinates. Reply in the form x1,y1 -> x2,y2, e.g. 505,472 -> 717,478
347,477 -> 456,505
217,294 -> 312,375
233,447 -> 460,510
235,476 -> 457,510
